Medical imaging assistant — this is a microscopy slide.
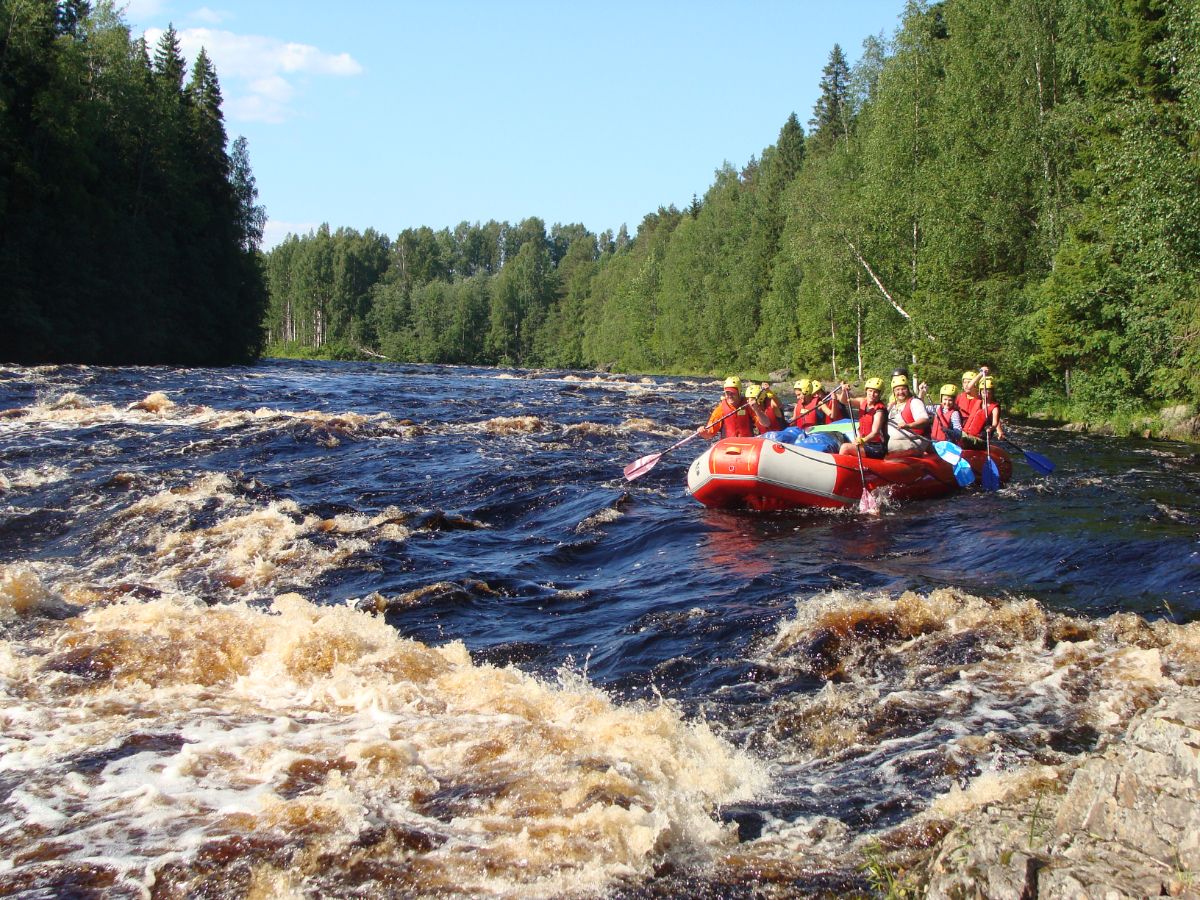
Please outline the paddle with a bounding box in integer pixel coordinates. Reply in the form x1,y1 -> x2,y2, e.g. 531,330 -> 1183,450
623,403 -> 746,481
932,440 -> 975,487
844,390 -> 879,515
885,421 -> 976,488
980,385 -> 1001,491
888,422 -> 968,475
1001,438 -> 1055,475
791,389 -> 835,428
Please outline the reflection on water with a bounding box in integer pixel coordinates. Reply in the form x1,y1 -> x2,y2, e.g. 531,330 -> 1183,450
0,360 -> 1198,896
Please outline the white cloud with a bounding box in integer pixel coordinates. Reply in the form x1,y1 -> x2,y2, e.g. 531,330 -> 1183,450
122,0 -> 169,24
262,220 -> 318,250
189,7 -> 229,25
276,42 -> 361,77
143,27 -> 362,123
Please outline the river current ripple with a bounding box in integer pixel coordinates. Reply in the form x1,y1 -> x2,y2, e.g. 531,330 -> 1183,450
1,360 -> 1198,898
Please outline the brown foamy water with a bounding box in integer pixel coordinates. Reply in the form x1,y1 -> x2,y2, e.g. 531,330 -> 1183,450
1,360 -> 1197,896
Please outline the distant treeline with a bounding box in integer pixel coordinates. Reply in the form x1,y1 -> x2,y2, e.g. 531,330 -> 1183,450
0,2 -> 267,365
265,0 -> 1200,417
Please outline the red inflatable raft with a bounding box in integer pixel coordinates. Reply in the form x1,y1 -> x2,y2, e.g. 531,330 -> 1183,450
686,437 -> 1012,511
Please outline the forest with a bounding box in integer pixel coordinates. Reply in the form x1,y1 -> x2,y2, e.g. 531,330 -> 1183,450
264,0 -> 1200,421
0,1 -> 267,365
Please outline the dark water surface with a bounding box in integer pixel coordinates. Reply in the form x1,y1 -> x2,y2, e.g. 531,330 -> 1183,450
1,360 -> 1197,897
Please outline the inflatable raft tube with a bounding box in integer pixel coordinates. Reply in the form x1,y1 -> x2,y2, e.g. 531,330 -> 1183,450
686,436 -> 1011,511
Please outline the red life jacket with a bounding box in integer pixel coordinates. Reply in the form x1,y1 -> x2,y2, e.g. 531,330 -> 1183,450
824,398 -> 851,422
858,399 -> 887,448
712,398 -> 756,438
962,401 -> 999,439
895,397 -> 931,436
931,406 -> 957,442
791,399 -> 824,429
763,400 -> 786,431
956,393 -> 981,423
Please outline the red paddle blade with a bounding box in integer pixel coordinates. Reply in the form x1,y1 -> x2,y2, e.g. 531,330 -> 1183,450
858,488 -> 879,515
623,452 -> 663,481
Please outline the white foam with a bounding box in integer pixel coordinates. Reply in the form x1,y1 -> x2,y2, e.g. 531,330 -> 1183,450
0,592 -> 766,896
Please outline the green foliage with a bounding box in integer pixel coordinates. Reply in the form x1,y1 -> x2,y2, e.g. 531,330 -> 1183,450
860,841 -> 921,899
265,226 -> 391,352
0,1 -> 268,365
260,0 -> 1200,421
809,44 -> 854,152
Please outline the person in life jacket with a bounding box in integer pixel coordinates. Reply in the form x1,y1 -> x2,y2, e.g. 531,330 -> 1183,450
790,379 -> 825,429
757,381 -> 787,430
746,384 -> 785,431
927,384 -> 964,443
960,375 -> 1004,448
753,381 -> 782,427
888,374 -> 930,443
816,379 -> 851,422
956,366 -> 988,423
838,377 -> 888,459
702,376 -> 768,439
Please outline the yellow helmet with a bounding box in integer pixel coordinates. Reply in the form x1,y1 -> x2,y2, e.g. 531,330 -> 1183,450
962,370 -> 977,383
723,376 -> 742,391
939,383 -> 958,398
793,379 -> 812,393
810,379 -> 823,393
981,376 -> 995,389
745,384 -> 762,400
864,377 -> 883,391
891,374 -> 908,389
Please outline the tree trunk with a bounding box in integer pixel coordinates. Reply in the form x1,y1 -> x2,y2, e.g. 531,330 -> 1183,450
856,298 -> 863,381
830,307 -> 838,381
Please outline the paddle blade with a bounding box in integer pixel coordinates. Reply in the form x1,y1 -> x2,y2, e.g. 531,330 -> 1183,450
982,457 -> 1001,491
858,487 -> 879,515
956,460 -> 976,487
623,452 -> 663,481
933,440 -> 975,487
1023,449 -> 1055,475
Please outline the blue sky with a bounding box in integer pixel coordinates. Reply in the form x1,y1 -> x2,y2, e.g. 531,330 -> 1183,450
127,1 -> 908,248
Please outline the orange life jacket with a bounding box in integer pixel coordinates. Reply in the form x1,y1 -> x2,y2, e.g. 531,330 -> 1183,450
709,398 -> 756,438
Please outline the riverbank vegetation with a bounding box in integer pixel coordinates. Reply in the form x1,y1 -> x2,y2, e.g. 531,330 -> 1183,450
0,1 -> 268,365
264,0 -> 1199,427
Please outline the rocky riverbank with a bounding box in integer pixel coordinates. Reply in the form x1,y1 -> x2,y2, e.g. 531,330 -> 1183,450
1024,403 -> 1200,443
870,696 -> 1200,898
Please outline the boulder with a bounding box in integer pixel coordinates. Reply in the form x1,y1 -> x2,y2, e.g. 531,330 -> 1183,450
1161,404 -> 1194,424
1053,697 -> 1200,874
769,368 -> 792,383
920,697 -> 1200,899
1162,415 -> 1200,441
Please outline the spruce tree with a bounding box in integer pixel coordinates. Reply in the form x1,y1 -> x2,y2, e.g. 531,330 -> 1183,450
810,44 -> 853,149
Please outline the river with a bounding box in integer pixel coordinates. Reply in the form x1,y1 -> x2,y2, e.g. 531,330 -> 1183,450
1,359 -> 1197,898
